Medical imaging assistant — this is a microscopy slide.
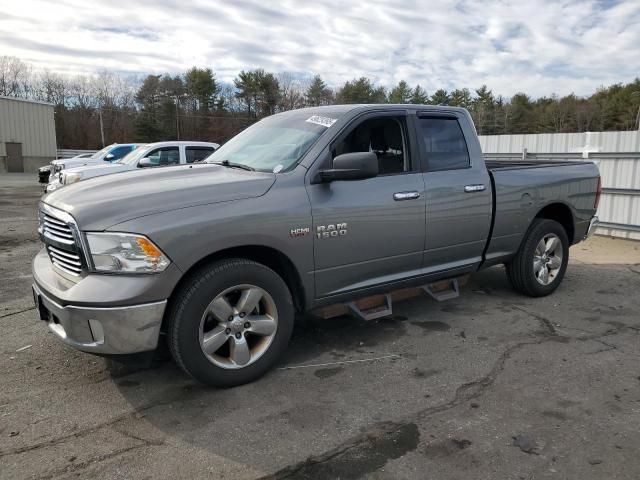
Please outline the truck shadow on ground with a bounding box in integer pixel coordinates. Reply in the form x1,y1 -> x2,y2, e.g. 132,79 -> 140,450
104,262 -> 640,477
102,265 -> 544,472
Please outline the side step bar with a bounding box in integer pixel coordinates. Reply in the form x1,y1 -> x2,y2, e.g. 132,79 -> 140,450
422,278 -> 460,302
347,294 -> 393,322
342,278 -> 462,321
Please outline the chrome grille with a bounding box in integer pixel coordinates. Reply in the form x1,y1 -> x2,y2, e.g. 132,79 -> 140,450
39,205 -> 87,278
47,245 -> 82,276
42,212 -> 75,245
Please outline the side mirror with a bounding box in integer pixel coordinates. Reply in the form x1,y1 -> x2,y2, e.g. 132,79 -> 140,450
104,153 -> 115,161
318,152 -> 378,182
138,158 -> 154,168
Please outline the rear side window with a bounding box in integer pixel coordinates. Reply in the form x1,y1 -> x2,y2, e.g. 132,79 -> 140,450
186,146 -> 215,163
418,117 -> 470,171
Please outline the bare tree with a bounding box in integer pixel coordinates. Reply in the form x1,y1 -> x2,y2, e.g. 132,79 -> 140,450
277,72 -> 306,111
0,56 -> 29,97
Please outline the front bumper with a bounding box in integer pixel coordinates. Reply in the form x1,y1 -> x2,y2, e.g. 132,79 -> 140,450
32,282 -> 166,355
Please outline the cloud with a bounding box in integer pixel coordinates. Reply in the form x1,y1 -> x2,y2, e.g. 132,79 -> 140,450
0,0 -> 638,97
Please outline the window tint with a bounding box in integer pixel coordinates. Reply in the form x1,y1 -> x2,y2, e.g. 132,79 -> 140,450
333,117 -> 407,175
418,117 -> 470,171
143,146 -> 180,166
186,146 -> 215,163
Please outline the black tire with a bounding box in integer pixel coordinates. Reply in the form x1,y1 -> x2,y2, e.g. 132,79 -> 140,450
167,258 -> 294,387
505,219 -> 569,297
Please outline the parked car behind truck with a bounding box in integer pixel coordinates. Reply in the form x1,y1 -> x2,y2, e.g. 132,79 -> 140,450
47,141 -> 219,191
38,153 -> 94,183
46,144 -> 142,191
32,105 -> 600,387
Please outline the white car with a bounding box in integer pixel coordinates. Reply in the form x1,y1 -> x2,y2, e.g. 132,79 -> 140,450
48,141 -> 219,192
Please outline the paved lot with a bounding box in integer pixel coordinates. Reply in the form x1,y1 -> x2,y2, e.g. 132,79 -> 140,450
1,173 -> 640,480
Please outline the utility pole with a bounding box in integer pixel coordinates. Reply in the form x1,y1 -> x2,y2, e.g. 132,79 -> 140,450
175,97 -> 180,140
632,92 -> 640,130
98,108 -> 105,147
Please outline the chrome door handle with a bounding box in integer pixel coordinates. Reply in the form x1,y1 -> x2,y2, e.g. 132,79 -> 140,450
393,191 -> 420,201
464,184 -> 486,193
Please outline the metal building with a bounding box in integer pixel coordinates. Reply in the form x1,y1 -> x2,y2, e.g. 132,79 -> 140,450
0,96 -> 57,173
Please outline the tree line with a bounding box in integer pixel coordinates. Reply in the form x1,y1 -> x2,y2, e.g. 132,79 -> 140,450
1,56 -> 638,149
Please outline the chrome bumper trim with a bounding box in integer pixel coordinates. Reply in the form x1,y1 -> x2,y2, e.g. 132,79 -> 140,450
32,283 -> 166,355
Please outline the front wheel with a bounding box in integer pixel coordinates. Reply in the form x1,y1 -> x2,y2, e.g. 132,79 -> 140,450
506,219 -> 569,297
167,259 -> 294,387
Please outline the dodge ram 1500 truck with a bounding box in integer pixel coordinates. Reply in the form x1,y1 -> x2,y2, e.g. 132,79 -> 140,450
32,105 -> 600,387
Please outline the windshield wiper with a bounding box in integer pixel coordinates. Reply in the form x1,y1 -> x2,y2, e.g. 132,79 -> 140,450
213,159 -> 255,171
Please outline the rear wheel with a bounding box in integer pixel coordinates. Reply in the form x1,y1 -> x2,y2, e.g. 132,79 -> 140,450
167,259 -> 294,387
506,219 -> 569,297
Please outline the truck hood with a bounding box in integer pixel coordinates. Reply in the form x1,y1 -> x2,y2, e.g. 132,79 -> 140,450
43,163 -> 277,230
55,158 -> 109,169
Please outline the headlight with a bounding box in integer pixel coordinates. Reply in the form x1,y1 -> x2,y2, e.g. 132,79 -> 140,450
62,172 -> 82,185
85,232 -> 170,273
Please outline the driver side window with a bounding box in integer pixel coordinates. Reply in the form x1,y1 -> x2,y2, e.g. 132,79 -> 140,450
143,146 -> 180,166
332,117 -> 408,175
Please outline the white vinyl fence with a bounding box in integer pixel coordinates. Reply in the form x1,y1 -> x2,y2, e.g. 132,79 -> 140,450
479,131 -> 640,240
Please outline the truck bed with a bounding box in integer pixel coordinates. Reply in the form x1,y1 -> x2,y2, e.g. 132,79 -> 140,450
482,159 -> 600,268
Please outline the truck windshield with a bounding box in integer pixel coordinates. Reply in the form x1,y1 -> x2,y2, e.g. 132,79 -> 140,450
117,146 -> 149,165
89,145 -> 113,160
204,111 -> 340,173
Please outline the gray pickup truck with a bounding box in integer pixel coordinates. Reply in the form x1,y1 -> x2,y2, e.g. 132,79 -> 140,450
32,105 -> 600,386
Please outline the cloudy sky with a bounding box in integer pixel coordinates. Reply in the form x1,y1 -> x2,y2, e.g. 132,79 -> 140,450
1,0 -> 638,97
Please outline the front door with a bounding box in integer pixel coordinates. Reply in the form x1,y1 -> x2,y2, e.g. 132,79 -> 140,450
308,113 -> 426,298
6,142 -> 23,172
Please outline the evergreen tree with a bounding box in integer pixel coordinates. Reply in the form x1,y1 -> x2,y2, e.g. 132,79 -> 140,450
305,74 -> 332,106
449,88 -> 472,109
409,85 -> 428,104
430,89 -> 450,105
388,80 -> 413,103
337,77 -> 386,104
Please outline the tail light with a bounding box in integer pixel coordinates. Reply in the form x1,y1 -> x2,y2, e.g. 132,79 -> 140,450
594,176 -> 602,210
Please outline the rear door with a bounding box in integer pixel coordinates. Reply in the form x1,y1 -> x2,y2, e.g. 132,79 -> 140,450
414,112 -> 492,272
307,112 -> 426,298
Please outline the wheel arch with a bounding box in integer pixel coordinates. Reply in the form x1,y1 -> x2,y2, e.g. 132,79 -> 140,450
534,202 -> 575,244
166,245 -> 307,320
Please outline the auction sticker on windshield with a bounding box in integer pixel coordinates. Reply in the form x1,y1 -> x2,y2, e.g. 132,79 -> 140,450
306,115 -> 337,128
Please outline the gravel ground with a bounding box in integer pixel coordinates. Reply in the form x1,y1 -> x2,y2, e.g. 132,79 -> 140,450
1,173 -> 639,480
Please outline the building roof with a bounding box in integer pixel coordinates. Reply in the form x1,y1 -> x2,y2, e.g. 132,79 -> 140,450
0,95 -> 54,107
